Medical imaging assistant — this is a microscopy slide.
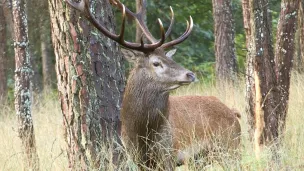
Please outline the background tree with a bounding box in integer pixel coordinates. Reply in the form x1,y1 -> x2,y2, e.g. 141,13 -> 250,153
12,0 -> 39,169
295,1 -> 304,72
39,0 -> 54,89
247,0 -> 277,158
49,0 -> 125,169
27,0 -> 42,92
212,0 -> 237,83
274,0 -> 299,136
245,0 -> 299,158
27,0 -> 56,92
242,0 -> 256,137
135,0 -> 146,43
0,0 -> 7,99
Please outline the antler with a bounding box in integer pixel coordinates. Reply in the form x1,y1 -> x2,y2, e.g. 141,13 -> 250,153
65,0 -> 193,53
110,0 -> 175,43
162,16 -> 193,49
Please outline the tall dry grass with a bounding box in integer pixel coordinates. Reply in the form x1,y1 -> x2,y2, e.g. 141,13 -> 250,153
0,73 -> 303,170
0,92 -> 67,170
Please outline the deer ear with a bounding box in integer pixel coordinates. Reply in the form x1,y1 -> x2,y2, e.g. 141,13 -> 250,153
121,49 -> 143,63
165,49 -> 177,58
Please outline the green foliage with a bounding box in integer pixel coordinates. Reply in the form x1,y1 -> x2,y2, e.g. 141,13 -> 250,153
235,33 -> 246,74
115,0 -> 282,81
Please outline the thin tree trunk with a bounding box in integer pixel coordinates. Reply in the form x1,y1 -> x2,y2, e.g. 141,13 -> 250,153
295,1 -> 304,72
0,1 -> 7,99
3,0 -> 15,76
242,0 -> 251,48
212,0 -> 237,83
301,0 -> 304,71
27,0 -> 42,92
249,0 -> 278,158
40,0 -> 54,89
49,0 -> 125,169
274,0 -> 299,133
135,0 -> 146,43
12,0 -> 39,170
242,0 -> 256,138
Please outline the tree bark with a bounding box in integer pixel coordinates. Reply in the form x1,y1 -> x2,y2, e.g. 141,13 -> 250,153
212,0 -> 237,83
242,0 -> 251,48
49,0 -> 125,169
295,1 -> 304,72
246,0 -> 300,160
0,1 -> 7,99
274,0 -> 299,133
248,0 -> 278,158
12,0 -> 39,170
242,0 -> 256,138
301,1 -> 304,71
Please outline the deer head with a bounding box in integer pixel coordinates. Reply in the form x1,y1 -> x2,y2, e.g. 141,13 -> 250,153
65,0 -> 195,91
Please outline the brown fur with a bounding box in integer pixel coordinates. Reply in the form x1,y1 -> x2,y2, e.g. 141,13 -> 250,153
169,96 -> 241,165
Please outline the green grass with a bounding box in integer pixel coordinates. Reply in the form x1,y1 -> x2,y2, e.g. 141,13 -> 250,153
1,73 -> 304,170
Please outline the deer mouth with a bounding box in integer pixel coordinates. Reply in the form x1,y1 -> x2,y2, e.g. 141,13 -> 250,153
165,81 -> 192,91
178,81 -> 192,85
166,82 -> 191,91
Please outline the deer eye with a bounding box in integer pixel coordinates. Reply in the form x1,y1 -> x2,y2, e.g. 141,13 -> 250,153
153,62 -> 161,67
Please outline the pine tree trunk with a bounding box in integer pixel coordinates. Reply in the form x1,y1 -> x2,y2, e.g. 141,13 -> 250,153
49,0 -> 125,169
0,2 -> 7,99
248,0 -> 278,158
12,0 -> 39,169
242,0 -> 256,138
246,0 -> 300,160
212,0 -> 237,83
274,0 -> 299,133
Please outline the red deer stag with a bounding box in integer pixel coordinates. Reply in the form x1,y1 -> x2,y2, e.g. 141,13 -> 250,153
66,0 -> 241,170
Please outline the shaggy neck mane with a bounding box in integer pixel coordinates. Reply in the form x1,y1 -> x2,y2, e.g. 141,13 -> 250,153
121,68 -> 170,134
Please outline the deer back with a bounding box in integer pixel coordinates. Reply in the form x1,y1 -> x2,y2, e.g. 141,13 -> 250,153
168,95 -> 241,163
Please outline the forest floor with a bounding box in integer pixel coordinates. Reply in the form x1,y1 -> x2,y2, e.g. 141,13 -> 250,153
1,73 -> 304,170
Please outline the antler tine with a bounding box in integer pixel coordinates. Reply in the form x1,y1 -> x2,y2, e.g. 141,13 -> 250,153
165,6 -> 174,38
110,0 -> 166,49
114,0 -> 165,49
111,0 -> 157,43
140,34 -> 145,48
66,0 -> 120,41
118,6 -> 165,51
65,0 -> 85,12
66,0 -> 166,52
161,16 -> 193,49
156,18 -> 166,45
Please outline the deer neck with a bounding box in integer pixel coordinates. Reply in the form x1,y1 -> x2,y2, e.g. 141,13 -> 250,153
121,69 -> 170,131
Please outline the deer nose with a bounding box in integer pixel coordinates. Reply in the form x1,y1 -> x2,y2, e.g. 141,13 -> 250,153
186,72 -> 196,82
